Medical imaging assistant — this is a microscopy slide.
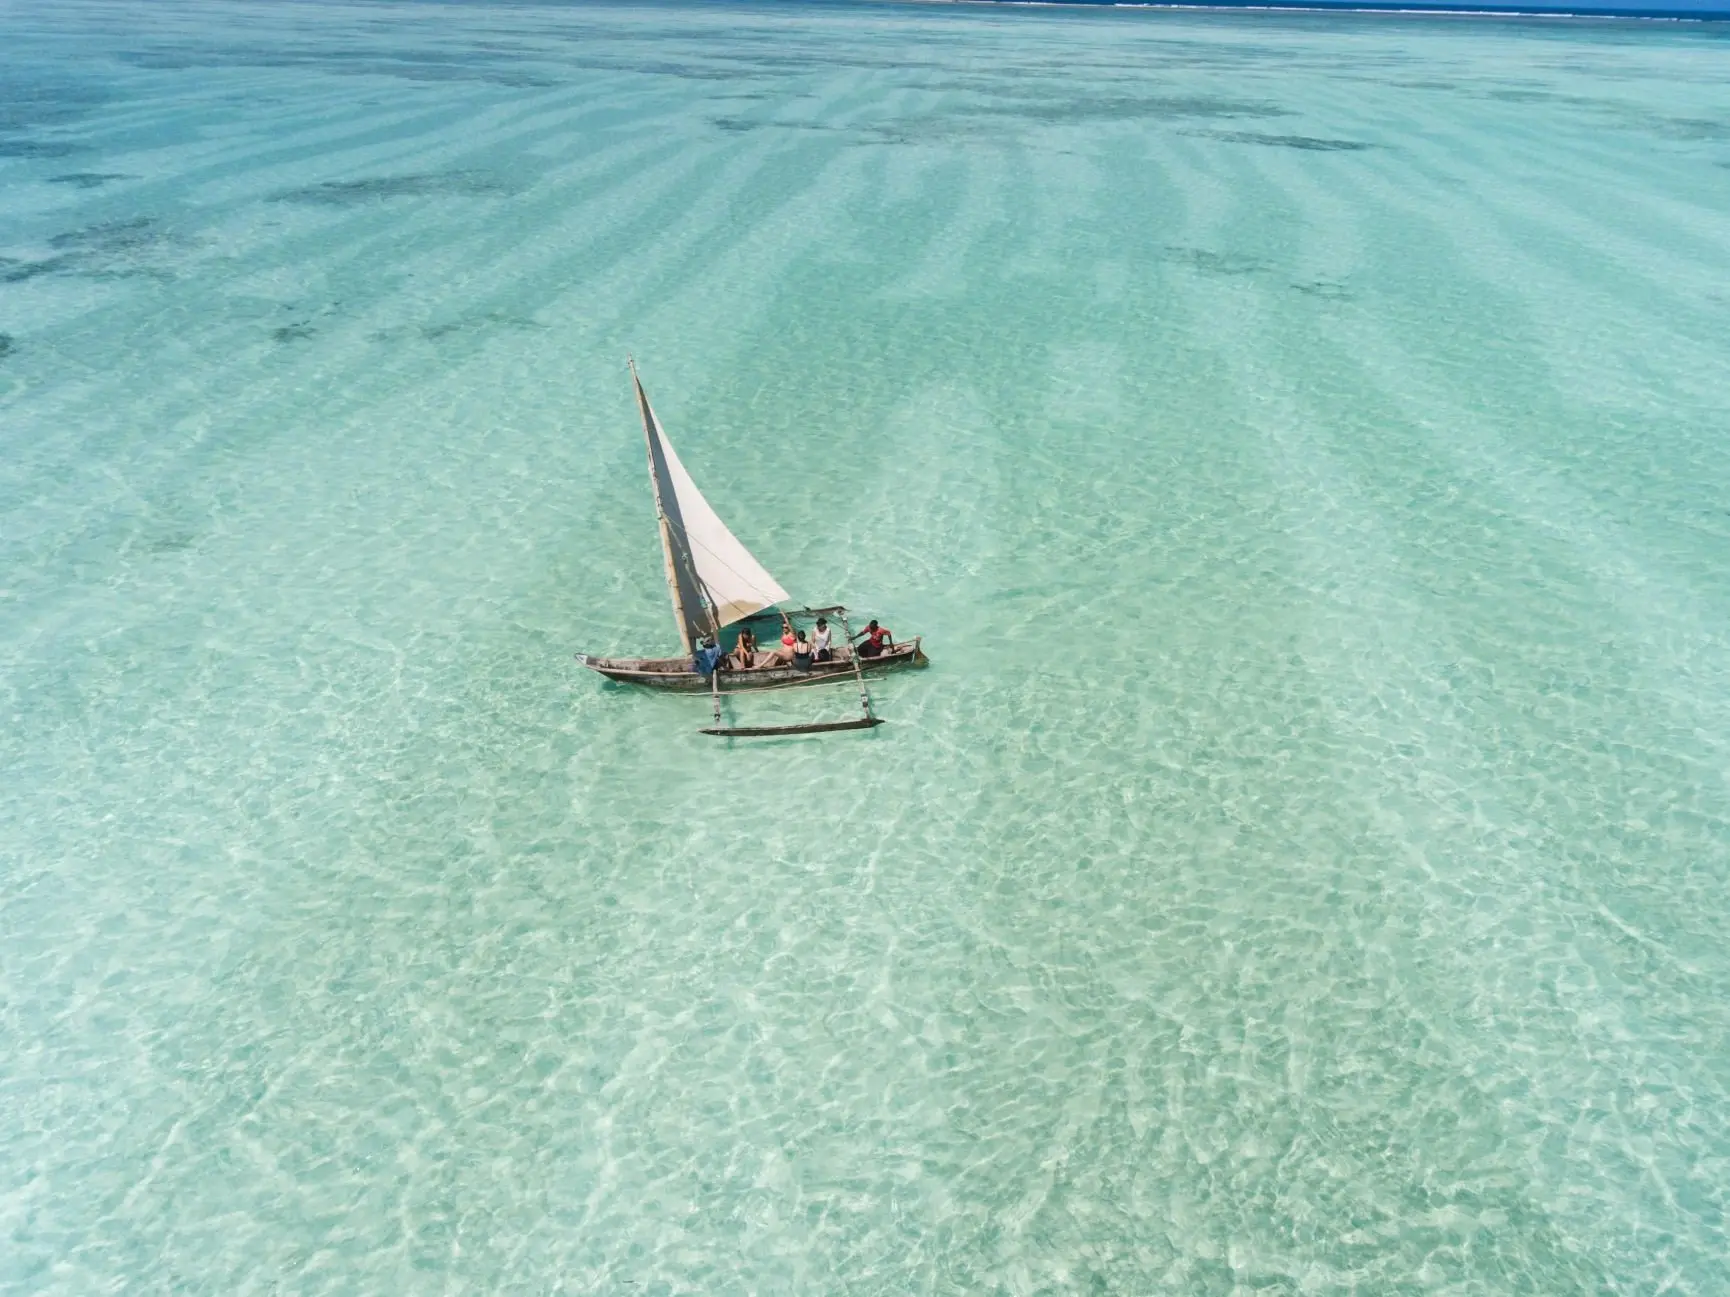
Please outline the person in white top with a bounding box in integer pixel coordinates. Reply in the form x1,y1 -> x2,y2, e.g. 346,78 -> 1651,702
812,617 -> 833,662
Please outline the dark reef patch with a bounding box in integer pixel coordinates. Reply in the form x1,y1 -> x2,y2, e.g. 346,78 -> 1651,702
144,531 -> 198,555
1196,131 -> 1375,152
369,312 -> 547,344
0,137 -> 82,159
1,255 -> 76,283
972,95 -> 1289,125
710,116 -> 832,134
50,217 -> 167,254
1652,117 -> 1730,142
119,45 -> 556,89
271,324 -> 316,343
1292,280 -> 1354,301
570,57 -> 758,82
423,312 -> 546,340
0,333 -> 13,360
3,217 -> 185,284
1484,89 -> 1625,112
271,171 -> 519,205
1163,246 -> 1273,277
47,172 -> 134,189
829,95 -> 1290,145
0,72 -> 109,160
847,119 -> 1006,148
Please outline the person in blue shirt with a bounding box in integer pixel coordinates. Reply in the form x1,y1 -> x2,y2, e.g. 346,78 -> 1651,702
693,635 -> 723,676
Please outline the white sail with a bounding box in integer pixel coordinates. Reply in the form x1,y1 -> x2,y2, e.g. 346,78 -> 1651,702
633,366 -> 789,650
653,423 -> 790,626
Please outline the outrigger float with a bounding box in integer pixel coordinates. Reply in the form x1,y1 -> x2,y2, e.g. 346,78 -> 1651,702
575,361 -> 926,737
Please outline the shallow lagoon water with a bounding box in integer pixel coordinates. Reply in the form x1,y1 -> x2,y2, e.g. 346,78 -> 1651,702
4,0 -> 1730,1290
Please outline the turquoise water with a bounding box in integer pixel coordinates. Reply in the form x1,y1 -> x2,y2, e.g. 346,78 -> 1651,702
5,0 -> 1730,1290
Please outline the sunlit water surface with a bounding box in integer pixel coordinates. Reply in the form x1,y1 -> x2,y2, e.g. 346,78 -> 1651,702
4,0 -> 1730,1290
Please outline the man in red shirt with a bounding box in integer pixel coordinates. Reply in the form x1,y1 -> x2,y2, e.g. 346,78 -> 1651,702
854,619 -> 894,659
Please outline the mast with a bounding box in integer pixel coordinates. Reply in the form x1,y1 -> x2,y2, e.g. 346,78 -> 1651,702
631,357 -> 710,656
628,358 -> 789,651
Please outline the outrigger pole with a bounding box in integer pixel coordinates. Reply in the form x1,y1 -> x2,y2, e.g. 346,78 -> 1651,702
836,608 -> 876,726
703,718 -> 886,738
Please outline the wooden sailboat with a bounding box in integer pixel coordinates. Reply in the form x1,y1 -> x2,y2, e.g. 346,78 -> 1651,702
575,360 -> 927,736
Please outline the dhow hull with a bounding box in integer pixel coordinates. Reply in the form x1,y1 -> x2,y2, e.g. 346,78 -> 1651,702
577,640 -> 926,693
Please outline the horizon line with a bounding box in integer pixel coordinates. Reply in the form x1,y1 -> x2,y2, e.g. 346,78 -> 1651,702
893,0 -> 1730,20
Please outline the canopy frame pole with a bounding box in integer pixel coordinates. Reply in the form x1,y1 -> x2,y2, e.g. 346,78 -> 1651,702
836,610 -> 875,724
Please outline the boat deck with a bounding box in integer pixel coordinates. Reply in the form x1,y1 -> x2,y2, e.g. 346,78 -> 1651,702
578,639 -> 925,693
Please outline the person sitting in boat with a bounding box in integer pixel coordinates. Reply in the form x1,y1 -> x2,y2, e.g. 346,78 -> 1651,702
792,628 -> 813,671
854,618 -> 893,659
812,617 -> 833,663
772,616 -> 798,665
733,626 -> 759,670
